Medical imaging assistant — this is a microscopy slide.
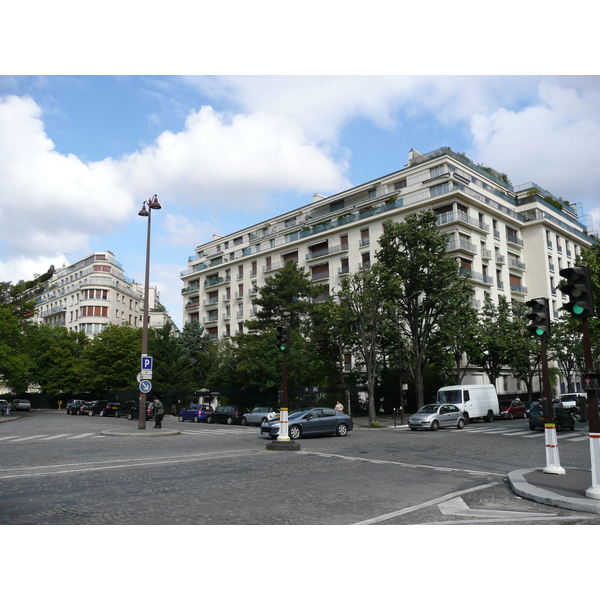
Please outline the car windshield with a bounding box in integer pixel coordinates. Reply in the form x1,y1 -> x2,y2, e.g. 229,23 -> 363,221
437,390 -> 462,404
499,401 -> 512,409
417,405 -> 438,413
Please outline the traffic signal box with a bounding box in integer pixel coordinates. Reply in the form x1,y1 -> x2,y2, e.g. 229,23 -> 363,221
276,325 -> 290,352
526,298 -> 551,338
558,266 -> 595,318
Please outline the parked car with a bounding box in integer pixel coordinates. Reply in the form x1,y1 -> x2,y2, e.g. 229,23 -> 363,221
528,405 -> 575,432
12,399 -> 31,411
408,403 -> 465,431
178,403 -> 214,423
241,406 -> 279,426
115,400 -> 138,418
115,400 -> 155,420
260,407 -> 353,440
88,400 -> 121,417
66,399 -> 87,415
498,399 -> 527,419
207,405 -> 249,425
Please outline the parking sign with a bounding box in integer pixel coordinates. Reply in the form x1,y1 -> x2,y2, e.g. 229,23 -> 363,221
141,356 -> 153,371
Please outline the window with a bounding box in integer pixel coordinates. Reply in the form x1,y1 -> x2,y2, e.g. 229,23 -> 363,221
368,189 -> 377,199
330,200 -> 344,212
430,182 -> 450,197
430,165 -> 446,178
394,179 -> 407,190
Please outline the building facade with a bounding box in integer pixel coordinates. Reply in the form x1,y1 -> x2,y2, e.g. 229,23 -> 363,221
31,250 -> 178,337
180,147 -> 595,394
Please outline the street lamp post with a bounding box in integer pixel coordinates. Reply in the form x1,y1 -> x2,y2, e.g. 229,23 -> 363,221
138,195 -> 161,429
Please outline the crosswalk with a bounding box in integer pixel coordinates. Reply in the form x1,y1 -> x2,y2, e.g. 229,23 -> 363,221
0,427 -> 260,444
455,426 -> 590,442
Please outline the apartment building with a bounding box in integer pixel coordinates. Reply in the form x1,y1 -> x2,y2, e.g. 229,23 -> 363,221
180,147 -> 595,394
32,250 -> 178,336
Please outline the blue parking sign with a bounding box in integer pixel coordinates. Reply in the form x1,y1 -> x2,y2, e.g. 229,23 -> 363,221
141,356 -> 153,370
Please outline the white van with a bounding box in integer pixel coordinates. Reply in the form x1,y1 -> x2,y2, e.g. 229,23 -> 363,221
436,384 -> 499,424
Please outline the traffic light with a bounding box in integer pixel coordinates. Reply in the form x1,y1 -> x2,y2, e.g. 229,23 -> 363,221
558,266 -> 595,318
526,298 -> 551,338
276,325 -> 290,352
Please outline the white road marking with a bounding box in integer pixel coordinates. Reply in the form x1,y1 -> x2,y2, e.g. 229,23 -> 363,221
353,482 -> 500,525
68,433 -> 96,439
6,435 -> 47,442
438,496 -> 553,518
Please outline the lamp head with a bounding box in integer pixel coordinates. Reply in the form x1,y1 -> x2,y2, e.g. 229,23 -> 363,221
138,205 -> 149,217
149,195 -> 161,210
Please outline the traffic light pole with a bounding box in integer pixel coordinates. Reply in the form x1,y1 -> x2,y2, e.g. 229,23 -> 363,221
581,318 -> 600,499
541,337 -> 565,475
278,352 -> 290,441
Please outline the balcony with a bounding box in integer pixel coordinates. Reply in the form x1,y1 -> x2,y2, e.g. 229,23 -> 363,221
508,258 -> 526,270
481,248 -> 492,260
510,284 -> 528,295
447,239 -> 478,255
507,234 -> 524,247
311,270 -> 330,281
436,210 -> 490,233
495,254 -> 505,264
459,268 -> 494,285
306,243 -> 348,261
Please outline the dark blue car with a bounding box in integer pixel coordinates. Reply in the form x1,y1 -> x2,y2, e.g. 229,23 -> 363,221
178,403 -> 214,423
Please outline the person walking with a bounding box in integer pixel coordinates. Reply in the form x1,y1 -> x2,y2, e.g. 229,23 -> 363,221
6,401 -> 13,416
1,401 -> 5,417
335,400 -> 344,413
153,398 -> 164,429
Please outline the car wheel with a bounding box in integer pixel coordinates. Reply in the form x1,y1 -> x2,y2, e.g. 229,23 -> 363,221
89,411 -> 94,416
100,410 -> 105,417
260,417 -> 267,425
289,425 -> 301,440
410,427 -> 417,431
207,416 -> 213,424
508,413 -> 514,420
193,416 -> 199,423
178,415 -> 184,422
463,413 -> 470,425
270,435 -> 278,440
556,423 -> 562,433
570,424 -> 575,431
336,423 -> 348,437
457,418 -> 465,430
115,413 -> 120,418
227,416 -> 233,425
241,417 -> 248,426
127,413 -> 133,420
529,424 -> 536,430
430,420 -> 439,432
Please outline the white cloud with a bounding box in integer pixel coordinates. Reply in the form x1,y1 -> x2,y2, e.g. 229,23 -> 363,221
468,78 -> 600,208
118,105 -> 351,208
161,213 -> 219,249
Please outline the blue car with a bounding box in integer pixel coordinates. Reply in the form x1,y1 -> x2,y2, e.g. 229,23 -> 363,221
260,407 -> 353,440
178,403 -> 214,423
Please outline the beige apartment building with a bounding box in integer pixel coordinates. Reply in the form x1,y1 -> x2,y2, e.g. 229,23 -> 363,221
32,250 -> 178,337
180,147 -> 595,396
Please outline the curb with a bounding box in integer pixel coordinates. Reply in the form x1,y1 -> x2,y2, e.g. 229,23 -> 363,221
507,468 -> 600,515
101,429 -> 181,437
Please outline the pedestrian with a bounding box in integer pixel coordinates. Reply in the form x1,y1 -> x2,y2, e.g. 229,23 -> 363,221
6,401 -> 12,416
1,402 -> 5,417
153,398 -> 164,429
335,400 -> 344,413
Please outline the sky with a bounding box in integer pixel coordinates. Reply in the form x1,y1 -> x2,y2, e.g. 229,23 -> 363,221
1,8 -> 599,333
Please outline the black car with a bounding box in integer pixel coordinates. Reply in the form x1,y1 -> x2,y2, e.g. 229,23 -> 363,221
206,405 -> 249,425
88,400 -> 121,417
66,399 -> 87,415
116,400 -> 155,420
529,405 -> 575,432
115,400 -> 137,418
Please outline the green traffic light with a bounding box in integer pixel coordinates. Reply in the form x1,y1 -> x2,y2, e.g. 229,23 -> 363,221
535,327 -> 544,336
573,304 -> 584,315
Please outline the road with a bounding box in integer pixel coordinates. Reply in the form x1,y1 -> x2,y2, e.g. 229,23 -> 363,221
1,410 -> 597,526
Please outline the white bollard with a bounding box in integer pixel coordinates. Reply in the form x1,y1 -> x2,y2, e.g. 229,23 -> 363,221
586,433 -> 600,499
543,423 -> 566,475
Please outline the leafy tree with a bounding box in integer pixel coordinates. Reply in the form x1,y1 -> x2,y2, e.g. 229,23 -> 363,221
471,296 -> 521,389
548,316 -> 585,393
0,307 -> 33,393
332,266 -> 387,424
376,211 -> 475,409
178,319 -> 213,387
27,325 -> 89,396
79,324 -> 142,394
249,260 -> 324,331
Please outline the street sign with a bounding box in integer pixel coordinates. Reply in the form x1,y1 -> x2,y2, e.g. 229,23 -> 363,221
582,374 -> 600,391
139,380 -> 152,393
141,355 -> 153,370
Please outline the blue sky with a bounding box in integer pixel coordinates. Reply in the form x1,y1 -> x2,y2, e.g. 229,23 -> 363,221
1,9 -> 599,331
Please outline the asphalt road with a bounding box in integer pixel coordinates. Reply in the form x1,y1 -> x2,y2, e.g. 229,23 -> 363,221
1,410 -> 598,526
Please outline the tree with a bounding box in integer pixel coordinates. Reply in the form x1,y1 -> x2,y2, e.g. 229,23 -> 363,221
27,325 -> 89,396
178,319 -> 213,387
471,296 -> 521,389
548,316 -> 585,393
376,211 -> 475,409
79,324 -> 142,394
332,266 -> 387,424
0,307 -> 33,393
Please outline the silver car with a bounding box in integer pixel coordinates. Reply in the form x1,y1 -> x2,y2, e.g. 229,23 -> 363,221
241,406 -> 280,426
408,403 -> 465,431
